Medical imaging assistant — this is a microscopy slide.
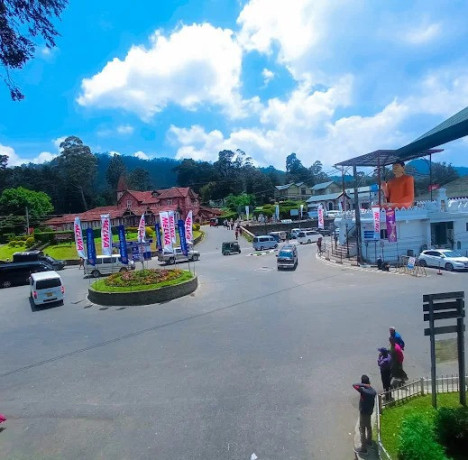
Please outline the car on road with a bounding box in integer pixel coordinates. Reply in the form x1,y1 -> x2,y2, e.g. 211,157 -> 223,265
276,244 -> 298,270
0,261 -> 54,288
13,250 -> 66,270
30,271 -> 64,306
417,249 -> 468,271
269,231 -> 287,242
297,230 -> 322,244
84,255 -> 135,278
158,247 -> 200,265
289,228 -> 302,239
252,235 -> 278,251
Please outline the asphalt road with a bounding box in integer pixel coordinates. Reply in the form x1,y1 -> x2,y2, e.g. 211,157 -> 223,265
0,227 -> 466,459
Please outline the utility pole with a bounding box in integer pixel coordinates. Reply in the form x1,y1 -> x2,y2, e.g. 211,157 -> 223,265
25,206 -> 30,235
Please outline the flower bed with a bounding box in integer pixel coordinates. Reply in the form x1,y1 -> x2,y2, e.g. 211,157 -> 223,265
103,268 -> 186,289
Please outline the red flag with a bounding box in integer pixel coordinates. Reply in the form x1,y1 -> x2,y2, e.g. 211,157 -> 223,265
428,184 -> 440,191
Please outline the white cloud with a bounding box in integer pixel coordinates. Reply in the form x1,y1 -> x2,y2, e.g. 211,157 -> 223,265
117,124 -> 134,135
53,136 -> 67,151
133,150 -> 149,160
109,150 -> 121,156
77,23 -> 246,119
0,144 -> 58,166
262,68 -> 274,85
401,23 -> 442,45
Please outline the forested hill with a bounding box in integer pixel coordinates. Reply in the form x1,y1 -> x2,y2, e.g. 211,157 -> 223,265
95,153 -> 179,190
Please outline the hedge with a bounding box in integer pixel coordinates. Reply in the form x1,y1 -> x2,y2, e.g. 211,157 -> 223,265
434,406 -> 468,458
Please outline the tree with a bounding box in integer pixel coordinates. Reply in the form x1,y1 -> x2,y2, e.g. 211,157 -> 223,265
106,154 -> 126,191
56,136 -> 97,211
0,186 -> 53,218
0,154 -> 8,169
285,153 -> 310,184
1,0 -> 68,100
128,167 -> 152,190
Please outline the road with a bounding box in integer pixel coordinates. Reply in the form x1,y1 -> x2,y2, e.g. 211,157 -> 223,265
0,226 -> 466,459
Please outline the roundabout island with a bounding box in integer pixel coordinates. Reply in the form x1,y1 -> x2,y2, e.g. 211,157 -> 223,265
87,268 -> 198,306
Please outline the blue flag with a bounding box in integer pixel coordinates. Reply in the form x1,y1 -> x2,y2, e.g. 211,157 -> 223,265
155,223 -> 162,251
86,228 -> 97,266
178,219 -> 188,256
118,225 -> 128,264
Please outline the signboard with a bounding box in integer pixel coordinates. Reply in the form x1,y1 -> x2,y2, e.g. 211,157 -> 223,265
407,257 -> 416,270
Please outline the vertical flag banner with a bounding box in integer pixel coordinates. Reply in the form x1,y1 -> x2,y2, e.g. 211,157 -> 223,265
137,213 -> 146,243
245,205 -> 250,221
168,211 -> 177,244
300,204 -> 304,219
118,225 -> 128,264
372,206 -> 381,240
178,219 -> 188,256
155,223 -> 162,251
73,217 -> 86,259
275,204 -> 280,221
385,209 -> 398,242
185,211 -> 193,244
86,228 -> 97,266
100,214 -> 112,256
318,205 -> 324,229
160,211 -> 173,252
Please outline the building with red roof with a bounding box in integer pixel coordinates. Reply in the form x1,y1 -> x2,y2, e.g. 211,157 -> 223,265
45,187 -> 222,231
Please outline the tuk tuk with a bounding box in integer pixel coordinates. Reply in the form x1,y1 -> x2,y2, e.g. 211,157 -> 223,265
222,241 -> 241,255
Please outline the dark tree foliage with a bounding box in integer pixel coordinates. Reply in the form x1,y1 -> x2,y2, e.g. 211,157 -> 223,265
0,0 -> 67,100
106,154 -> 126,191
127,167 -> 152,191
0,154 -> 8,169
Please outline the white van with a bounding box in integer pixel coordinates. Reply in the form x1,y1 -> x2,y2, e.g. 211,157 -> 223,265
84,255 -> 135,278
30,271 -> 64,306
297,230 -> 322,244
253,235 -> 278,251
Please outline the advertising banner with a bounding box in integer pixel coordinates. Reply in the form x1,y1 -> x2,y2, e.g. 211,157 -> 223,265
168,211 -> 177,244
178,219 -> 188,256
86,227 -> 97,266
118,225 -> 128,264
137,214 -> 146,243
385,208 -> 398,242
184,210 -> 193,244
73,217 -> 86,259
245,205 -> 250,221
372,206 -> 381,240
318,205 -> 324,229
300,204 -> 304,219
100,214 -> 112,256
155,223 -> 162,251
160,211 -> 172,251
275,204 -> 280,221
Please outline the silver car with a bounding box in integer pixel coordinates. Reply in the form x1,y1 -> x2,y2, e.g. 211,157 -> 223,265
417,249 -> 468,271
158,247 -> 200,265
277,245 -> 298,270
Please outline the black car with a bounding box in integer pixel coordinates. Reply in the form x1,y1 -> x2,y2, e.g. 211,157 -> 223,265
12,251 -> 66,270
0,261 -> 54,288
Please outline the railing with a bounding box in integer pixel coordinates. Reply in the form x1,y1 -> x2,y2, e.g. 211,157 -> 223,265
377,374 -> 468,459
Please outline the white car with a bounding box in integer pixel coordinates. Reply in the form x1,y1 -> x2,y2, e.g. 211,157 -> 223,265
290,228 -> 302,239
297,230 -> 322,244
417,249 -> 468,271
30,271 -> 64,306
158,247 -> 200,265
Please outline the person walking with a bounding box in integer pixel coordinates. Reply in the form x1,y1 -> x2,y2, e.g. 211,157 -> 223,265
389,337 -> 408,384
378,347 -> 392,401
317,236 -> 323,255
79,257 -> 84,270
389,327 -> 405,350
353,374 -> 376,455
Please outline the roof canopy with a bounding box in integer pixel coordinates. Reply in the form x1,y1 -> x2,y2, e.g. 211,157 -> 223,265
335,105 -> 468,167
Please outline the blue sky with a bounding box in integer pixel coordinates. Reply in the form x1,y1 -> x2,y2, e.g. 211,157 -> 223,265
1,0 -> 468,172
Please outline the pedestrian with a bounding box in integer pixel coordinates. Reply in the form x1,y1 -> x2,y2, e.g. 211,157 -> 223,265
389,327 -> 405,350
353,374 -> 376,455
79,257 -> 84,270
317,236 -> 323,255
389,337 -> 408,384
235,228 -> 239,240
0,412 -> 6,431
377,347 -> 392,401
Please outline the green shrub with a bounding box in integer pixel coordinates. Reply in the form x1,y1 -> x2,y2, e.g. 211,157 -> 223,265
398,413 -> 447,460
8,240 -> 17,247
25,237 -> 35,248
145,226 -> 154,238
193,223 -> 200,232
126,226 -> 138,233
434,406 -> 468,457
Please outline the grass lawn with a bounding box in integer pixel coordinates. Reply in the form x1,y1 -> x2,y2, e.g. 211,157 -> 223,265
0,243 -> 27,260
380,393 -> 462,458
90,269 -> 193,292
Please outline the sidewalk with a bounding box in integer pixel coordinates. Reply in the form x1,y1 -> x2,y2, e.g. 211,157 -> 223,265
353,413 -> 379,459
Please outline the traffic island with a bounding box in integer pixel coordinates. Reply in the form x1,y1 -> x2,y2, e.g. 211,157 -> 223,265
87,268 -> 198,306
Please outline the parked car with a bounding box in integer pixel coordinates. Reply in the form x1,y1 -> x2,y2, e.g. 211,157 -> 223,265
290,228 -> 302,239
84,255 -> 135,278
277,244 -> 298,270
158,247 -> 200,265
12,251 -> 66,270
252,235 -> 278,251
0,261 -> 54,288
417,249 -> 468,271
30,271 -> 64,306
297,230 -> 322,244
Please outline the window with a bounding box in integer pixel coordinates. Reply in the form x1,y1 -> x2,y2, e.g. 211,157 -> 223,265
36,279 -> 61,289
166,199 -> 172,205
380,229 -> 388,239
127,200 -> 132,209
466,223 -> 468,231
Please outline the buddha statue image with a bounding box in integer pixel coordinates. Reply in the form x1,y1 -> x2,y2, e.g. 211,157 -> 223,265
382,160 -> 415,209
